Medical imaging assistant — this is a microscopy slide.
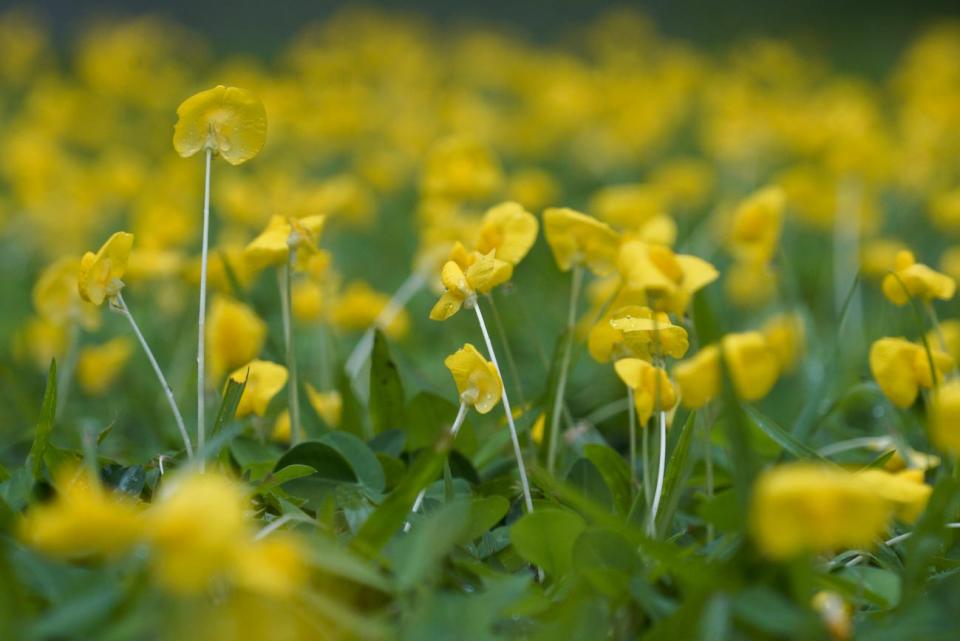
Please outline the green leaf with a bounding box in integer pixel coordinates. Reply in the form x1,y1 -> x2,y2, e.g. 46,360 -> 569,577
369,330 -> 405,435
393,499 -> 470,590
566,458 -> 613,510
210,374 -> 246,439
28,360 -> 57,480
337,366 -> 368,439
741,404 -> 826,461
831,566 -> 902,609
656,410 -> 697,536
258,464 -> 317,493
405,391 -> 476,455
307,535 -> 391,593
511,507 -> 586,577
458,496 -> 510,545
318,431 -> 386,493
275,442 -> 357,484
583,444 -> 632,515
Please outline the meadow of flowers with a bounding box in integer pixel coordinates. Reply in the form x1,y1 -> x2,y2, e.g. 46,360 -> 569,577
4,6 -> 960,640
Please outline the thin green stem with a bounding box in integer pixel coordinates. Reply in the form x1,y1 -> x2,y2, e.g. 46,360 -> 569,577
474,301 -> 534,513
648,410 -> 667,537
484,293 -> 527,407
115,293 -> 193,458
196,147 -> 212,472
547,265 -> 583,474
279,251 -> 302,444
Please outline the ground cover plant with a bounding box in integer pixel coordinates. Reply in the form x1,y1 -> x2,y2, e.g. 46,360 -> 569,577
3,6 -> 960,640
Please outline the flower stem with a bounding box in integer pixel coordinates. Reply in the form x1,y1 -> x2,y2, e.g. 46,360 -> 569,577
627,385 -> 637,491
484,293 -> 527,407
547,264 -> 583,474
196,147 -> 212,472
279,251 -> 302,444
115,293 -> 193,459
404,401 -> 468,532
474,302 -> 534,513
648,410 -> 667,536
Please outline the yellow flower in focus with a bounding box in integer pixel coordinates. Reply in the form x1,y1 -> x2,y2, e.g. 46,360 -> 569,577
421,135 -> 503,202
78,231 -> 134,305
229,360 -> 289,418
77,337 -> 133,395
475,201 -> 539,265
306,384 -> 342,427
750,463 -> 891,560
869,337 -> 953,408
173,85 -> 267,165
146,472 -> 249,594
444,343 -> 502,414
930,380 -> 960,456
727,186 -> 786,264
19,467 -> 143,558
618,241 -> 719,314
206,295 -> 267,382
722,332 -> 781,402
609,306 -> 689,359
881,250 -> 956,306
673,345 -> 721,409
429,250 -> 513,321
855,468 -> 931,524
233,532 -> 309,598
761,313 -> 805,373
614,358 -> 678,424
245,214 -> 326,270
543,207 -> 621,276
331,281 -> 409,339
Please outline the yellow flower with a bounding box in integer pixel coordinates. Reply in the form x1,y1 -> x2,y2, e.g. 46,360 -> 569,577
245,214 -> 326,270
608,306 -> 689,360
727,186 -> 786,264
855,469 -> 931,524
19,466 -> 143,558
869,337 -> 953,408
531,413 -> 546,445
232,532 -> 309,598
761,313 -> 805,373
77,337 -> 133,395
206,295 -> 267,382
421,135 -> 503,202
14,316 -> 68,372
618,240 -> 719,314
291,279 -> 324,322
506,167 -> 558,212
173,85 -> 267,165
444,343 -> 502,414
429,249 -> 513,321
722,332 -> 781,402
927,319 -> 960,362
78,231 -> 134,305
750,463 -> 891,560
542,207 -> 621,276
146,472 -> 250,594
33,257 -> 99,328
306,384 -> 342,427
673,345 -> 722,409
614,358 -> 678,424
929,187 -> 960,232
725,260 -> 777,309
229,360 -> 289,418
330,281 -> 409,339
589,183 -> 665,229
930,380 -> 960,456
881,250 -> 956,306
860,238 -> 908,280
475,201 -> 539,265
272,410 -> 292,443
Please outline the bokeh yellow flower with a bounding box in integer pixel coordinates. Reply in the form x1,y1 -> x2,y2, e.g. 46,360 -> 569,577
869,336 -> 953,408
206,295 -> 267,381
882,250 -> 956,306
229,360 -> 289,417
77,337 -> 133,395
475,201 -> 539,265
614,357 -> 677,424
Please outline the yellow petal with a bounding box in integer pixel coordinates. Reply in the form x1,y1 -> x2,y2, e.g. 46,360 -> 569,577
728,186 -> 786,264
229,360 -> 288,417
869,337 -> 921,408
465,251 -> 512,294
444,343 -> 502,413
476,201 -> 539,265
543,207 -> 620,276
206,295 -> 267,382
78,231 -> 134,305
306,384 -> 342,427
173,85 -> 267,165
429,291 -> 465,321
722,332 -> 781,401
77,337 -> 133,396
673,345 -> 721,409
244,215 -> 291,270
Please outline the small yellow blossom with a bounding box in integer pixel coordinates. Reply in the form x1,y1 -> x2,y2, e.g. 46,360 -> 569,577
78,231 -> 134,305
608,306 -> 689,359
928,319 -> 960,362
444,343 -> 502,413
421,135 -> 503,202
306,384 -> 342,427
33,257 -> 99,328
812,591 -> 852,641
173,85 -> 267,165
727,186 -> 786,264
291,279 -> 324,322
673,345 -> 722,409
331,281 -> 409,339
542,207 -> 621,276
429,249 -> 513,321
930,380 -> 960,456
77,337 -> 133,395
506,167 -> 558,212
229,360 -> 289,418
869,337 -> 953,408
531,413 -> 546,445
722,332 -> 781,401
761,313 -> 805,373
860,238 -> 908,279
232,532 -> 309,598
750,463 -> 891,559
881,250 -> 956,306
725,260 -> 777,309
245,214 -> 326,270
589,183 -> 664,229
855,468 -> 931,523
618,240 -> 718,314
475,201 -> 539,265
20,467 -> 143,558
614,358 -> 678,424
206,295 -> 267,382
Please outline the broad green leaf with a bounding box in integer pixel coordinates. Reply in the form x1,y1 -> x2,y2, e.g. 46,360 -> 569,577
258,464 -> 317,493
319,431 -> 386,493
393,499 -> 470,590
510,507 -> 585,577
583,444 -> 632,515
337,366 -> 368,439
458,496 -> 510,545
369,330 -> 405,435
275,441 -> 357,484
405,391 -> 476,455
28,360 -> 57,480
566,458 -> 613,510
